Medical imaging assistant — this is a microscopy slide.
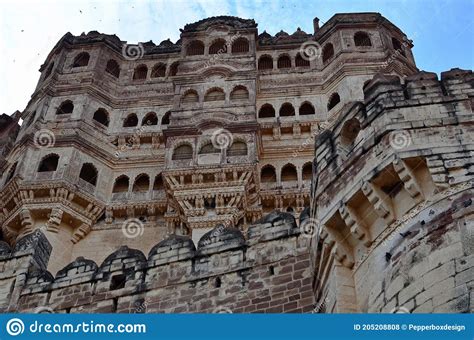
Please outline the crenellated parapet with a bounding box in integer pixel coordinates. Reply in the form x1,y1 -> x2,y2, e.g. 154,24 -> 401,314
0,210 -> 314,313
311,68 -> 473,313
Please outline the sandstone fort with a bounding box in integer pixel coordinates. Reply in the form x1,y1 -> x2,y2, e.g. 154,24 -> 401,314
0,13 -> 472,313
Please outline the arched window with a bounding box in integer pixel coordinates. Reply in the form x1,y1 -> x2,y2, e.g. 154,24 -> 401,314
105,59 -> 120,78
38,154 -> 59,172
258,55 -> 273,70
44,62 -> 54,79
187,40 -> 204,56
322,43 -> 334,63
209,39 -> 227,54
5,162 -> 17,183
169,62 -> 179,76
302,162 -> 312,181
340,118 -> 361,146
280,103 -> 295,117
295,53 -> 310,67
204,88 -> 225,102
133,64 -> 148,80
199,142 -> 220,154
112,175 -> 129,193
172,144 -> 193,160
230,86 -> 249,101
153,174 -> 164,190
228,141 -> 247,156
258,104 -> 275,118
142,112 -> 158,126
133,174 -> 150,192
161,111 -> 170,125
182,90 -> 199,104
299,102 -> 315,115
327,93 -> 340,111
151,63 -> 166,78
232,38 -> 249,54
261,165 -> 276,183
392,37 -> 406,57
277,55 -> 291,69
93,108 -> 109,127
354,32 -> 371,47
56,100 -> 74,115
123,113 -> 138,127
281,164 -> 297,182
72,52 -> 90,67
79,163 -> 98,186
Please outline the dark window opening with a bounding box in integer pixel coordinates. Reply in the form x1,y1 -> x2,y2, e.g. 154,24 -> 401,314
79,163 -> 98,186
231,38 -> 249,54
258,55 -> 273,70
322,43 -> 334,63
354,32 -> 372,47
93,108 -> 109,127
105,59 -> 120,78
277,55 -> 291,69
327,93 -> 340,111
72,52 -> 90,67
123,114 -> 138,127
258,104 -> 275,118
110,274 -> 126,290
56,101 -> 74,115
38,154 -> 59,172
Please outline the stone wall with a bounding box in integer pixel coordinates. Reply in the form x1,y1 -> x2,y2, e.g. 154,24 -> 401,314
0,211 -> 314,313
311,68 -> 474,313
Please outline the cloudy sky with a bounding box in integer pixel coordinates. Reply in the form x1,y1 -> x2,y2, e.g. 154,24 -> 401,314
0,0 -> 472,114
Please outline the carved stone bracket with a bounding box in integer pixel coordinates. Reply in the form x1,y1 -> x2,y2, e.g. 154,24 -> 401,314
46,208 -> 64,233
71,223 -> 91,244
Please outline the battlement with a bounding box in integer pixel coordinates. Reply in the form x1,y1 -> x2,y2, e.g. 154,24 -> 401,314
0,211 -> 315,313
